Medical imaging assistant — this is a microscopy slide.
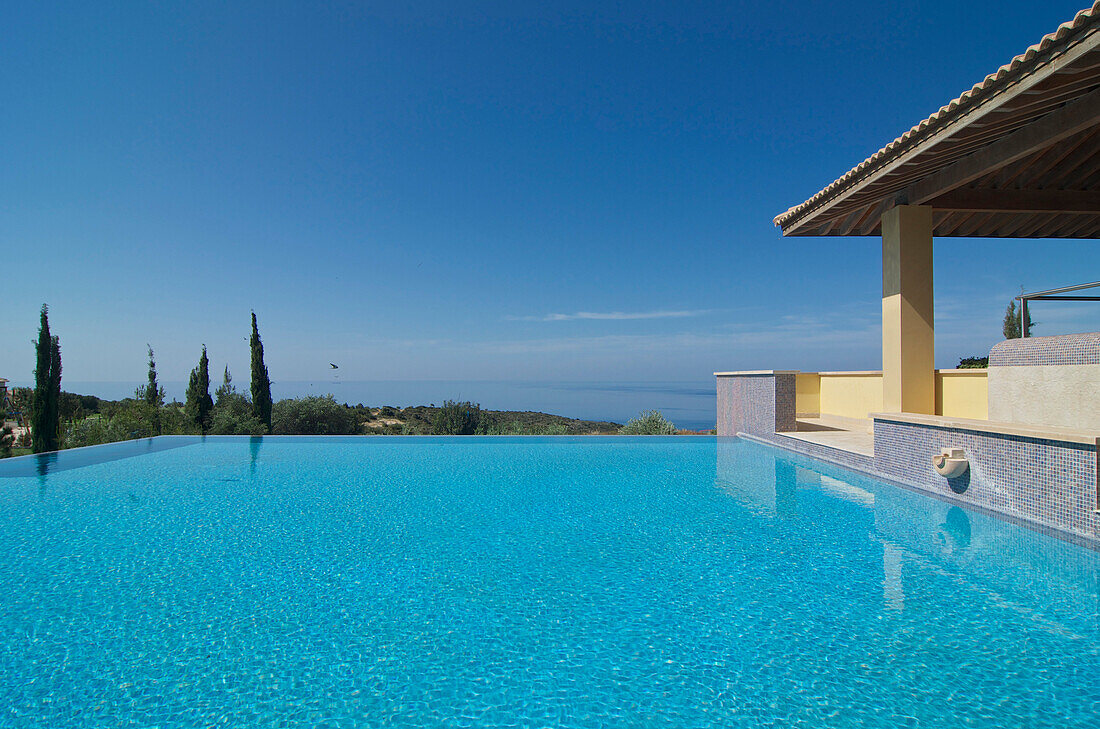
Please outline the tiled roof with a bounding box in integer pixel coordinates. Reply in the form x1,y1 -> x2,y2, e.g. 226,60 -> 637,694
774,2 -> 1100,229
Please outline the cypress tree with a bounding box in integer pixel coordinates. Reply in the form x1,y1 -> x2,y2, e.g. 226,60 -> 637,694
185,346 -> 214,433
144,345 -> 163,406
1002,299 -> 1036,339
32,305 -> 61,453
48,336 -> 61,442
250,312 -> 272,431
1002,301 -> 1020,339
215,365 -> 234,405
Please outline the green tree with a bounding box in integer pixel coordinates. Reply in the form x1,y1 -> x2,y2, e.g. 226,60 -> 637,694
215,365 -> 235,404
143,345 -> 164,406
0,421 -> 13,458
32,305 -> 62,453
1002,300 -> 1019,339
250,312 -> 273,432
185,346 -> 215,433
1002,296 -> 1035,339
0,387 -> 13,457
49,335 -> 62,435
209,392 -> 266,436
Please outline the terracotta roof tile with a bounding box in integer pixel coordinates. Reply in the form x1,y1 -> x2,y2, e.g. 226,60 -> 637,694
774,2 -> 1100,229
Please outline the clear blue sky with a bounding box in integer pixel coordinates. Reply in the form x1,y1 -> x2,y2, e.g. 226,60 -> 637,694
2,0 -> 1097,389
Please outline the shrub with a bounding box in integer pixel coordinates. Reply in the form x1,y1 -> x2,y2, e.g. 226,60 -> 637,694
64,415 -> 122,449
63,401 -> 200,449
0,420 -> 13,458
209,393 -> 267,436
619,410 -> 676,435
271,395 -> 360,435
957,356 -> 988,369
478,420 -> 571,435
431,400 -> 482,435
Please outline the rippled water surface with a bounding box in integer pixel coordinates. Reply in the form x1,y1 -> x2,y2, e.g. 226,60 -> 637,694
1,436 -> 1098,728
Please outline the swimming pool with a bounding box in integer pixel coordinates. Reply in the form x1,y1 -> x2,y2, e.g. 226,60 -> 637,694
1,436 -> 1097,727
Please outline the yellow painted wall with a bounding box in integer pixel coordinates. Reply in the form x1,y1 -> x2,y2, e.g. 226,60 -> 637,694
935,369 -> 988,419
795,373 -> 820,415
818,373 -> 884,420
800,369 -> 988,420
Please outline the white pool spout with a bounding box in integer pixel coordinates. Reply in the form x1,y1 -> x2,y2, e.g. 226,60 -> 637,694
932,448 -> 969,479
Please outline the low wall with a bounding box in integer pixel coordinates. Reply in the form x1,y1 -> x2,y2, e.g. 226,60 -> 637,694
794,373 -> 820,417
819,372 -> 884,421
716,371 -> 796,436
935,369 -> 988,419
988,332 -> 1100,429
793,369 -> 987,421
873,413 -> 1099,541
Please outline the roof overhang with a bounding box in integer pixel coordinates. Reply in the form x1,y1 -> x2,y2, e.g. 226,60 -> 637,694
775,3 -> 1100,238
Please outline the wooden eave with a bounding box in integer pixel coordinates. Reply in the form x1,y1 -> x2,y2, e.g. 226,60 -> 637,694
775,3 -> 1100,238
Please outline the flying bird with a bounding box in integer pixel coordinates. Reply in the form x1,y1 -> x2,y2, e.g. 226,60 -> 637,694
329,363 -> 339,369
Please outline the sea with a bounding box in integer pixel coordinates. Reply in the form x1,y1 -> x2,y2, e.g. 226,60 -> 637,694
12,380 -> 718,431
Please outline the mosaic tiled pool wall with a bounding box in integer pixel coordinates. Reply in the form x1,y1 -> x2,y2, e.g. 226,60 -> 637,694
873,417 -> 1100,541
989,331 -> 1100,366
716,373 -> 796,436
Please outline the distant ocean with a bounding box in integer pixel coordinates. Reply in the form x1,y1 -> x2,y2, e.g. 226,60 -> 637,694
13,380 -> 718,431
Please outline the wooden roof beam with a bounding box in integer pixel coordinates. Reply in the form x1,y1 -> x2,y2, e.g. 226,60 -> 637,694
1060,214 -> 1099,236
926,188 -> 1100,214
906,86 -> 1100,205
1010,128 -> 1099,187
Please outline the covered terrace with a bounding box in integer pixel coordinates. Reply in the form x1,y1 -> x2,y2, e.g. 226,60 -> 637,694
717,3 -> 1100,542
772,2 -> 1099,450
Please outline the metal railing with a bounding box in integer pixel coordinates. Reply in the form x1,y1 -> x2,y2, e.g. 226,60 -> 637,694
1016,281 -> 1100,337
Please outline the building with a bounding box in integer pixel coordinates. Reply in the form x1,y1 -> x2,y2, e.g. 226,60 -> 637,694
717,3 -> 1100,544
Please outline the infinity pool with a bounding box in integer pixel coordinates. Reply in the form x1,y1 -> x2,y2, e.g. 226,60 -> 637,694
1,436 -> 1097,727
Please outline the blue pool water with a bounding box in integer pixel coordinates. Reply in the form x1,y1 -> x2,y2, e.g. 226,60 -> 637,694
0,436 -> 1098,728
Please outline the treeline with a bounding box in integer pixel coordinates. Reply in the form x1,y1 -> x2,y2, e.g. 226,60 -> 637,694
2,306 -> 678,456
9,306 -> 279,453
383,401 -> 622,435
5,394 -> 626,452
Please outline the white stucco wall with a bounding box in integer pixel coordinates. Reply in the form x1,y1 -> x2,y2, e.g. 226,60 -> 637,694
987,364 -> 1100,429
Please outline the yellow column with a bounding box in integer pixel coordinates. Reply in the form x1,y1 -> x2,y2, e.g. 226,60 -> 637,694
881,205 -> 935,414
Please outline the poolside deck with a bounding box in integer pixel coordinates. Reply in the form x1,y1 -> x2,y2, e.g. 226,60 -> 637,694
780,416 -> 875,458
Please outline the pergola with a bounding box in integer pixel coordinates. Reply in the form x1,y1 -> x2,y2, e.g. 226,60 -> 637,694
774,3 -> 1100,415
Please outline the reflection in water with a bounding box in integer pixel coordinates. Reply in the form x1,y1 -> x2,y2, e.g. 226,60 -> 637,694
35,453 -> 56,479
883,542 -> 905,612
36,452 -> 56,496
715,440 -> 777,515
249,437 -> 262,475
817,474 -> 875,506
716,440 -> 1100,630
0,437 -> 201,478
774,460 -> 798,517
938,506 -> 972,552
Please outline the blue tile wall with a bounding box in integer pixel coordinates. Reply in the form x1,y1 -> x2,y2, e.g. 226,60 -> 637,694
873,418 -> 1099,541
716,374 -> 796,436
989,332 -> 1100,367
